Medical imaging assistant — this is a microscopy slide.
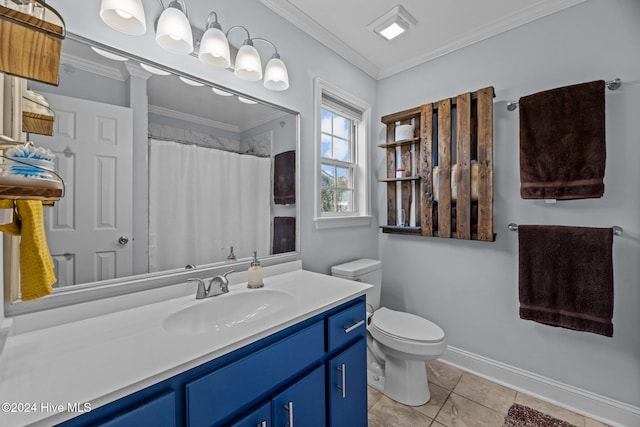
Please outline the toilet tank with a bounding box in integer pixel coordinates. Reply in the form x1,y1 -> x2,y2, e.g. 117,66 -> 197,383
331,259 -> 382,310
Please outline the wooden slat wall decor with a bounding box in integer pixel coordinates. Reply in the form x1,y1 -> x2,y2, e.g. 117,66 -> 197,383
456,92 -> 472,240
380,86 -> 495,242
476,87 -> 494,241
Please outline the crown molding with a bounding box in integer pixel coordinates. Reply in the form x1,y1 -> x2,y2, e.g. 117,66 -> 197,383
377,0 -> 587,79
123,62 -> 153,80
259,0 -> 586,80
60,52 -> 127,81
256,0 -> 379,79
148,105 -> 241,134
239,109 -> 289,133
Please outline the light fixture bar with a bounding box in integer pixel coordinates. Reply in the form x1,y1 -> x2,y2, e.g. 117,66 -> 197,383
99,3 -> 291,90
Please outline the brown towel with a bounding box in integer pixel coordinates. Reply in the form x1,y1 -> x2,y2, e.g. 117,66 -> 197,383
519,80 -> 606,200
274,150 -> 295,205
518,225 -> 613,337
273,216 -> 296,254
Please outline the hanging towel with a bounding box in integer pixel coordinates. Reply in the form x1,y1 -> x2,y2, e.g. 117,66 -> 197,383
0,200 -> 55,301
274,150 -> 295,205
519,80 -> 606,200
518,225 -> 613,336
273,216 -> 296,254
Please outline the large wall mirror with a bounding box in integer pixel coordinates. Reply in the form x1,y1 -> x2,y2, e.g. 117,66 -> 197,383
12,33 -> 299,300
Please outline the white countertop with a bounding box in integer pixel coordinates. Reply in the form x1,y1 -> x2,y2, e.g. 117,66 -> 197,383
0,264 -> 370,426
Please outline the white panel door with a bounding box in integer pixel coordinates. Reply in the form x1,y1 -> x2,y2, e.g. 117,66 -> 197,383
31,93 -> 133,287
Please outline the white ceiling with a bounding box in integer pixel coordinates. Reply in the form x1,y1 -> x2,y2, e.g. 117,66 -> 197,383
258,0 -> 586,79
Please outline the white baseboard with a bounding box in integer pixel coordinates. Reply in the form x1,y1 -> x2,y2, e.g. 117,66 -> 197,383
440,346 -> 640,427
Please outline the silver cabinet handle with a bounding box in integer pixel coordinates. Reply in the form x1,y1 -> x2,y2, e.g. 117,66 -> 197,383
257,421 -> 267,427
343,319 -> 365,334
337,363 -> 346,398
284,401 -> 294,427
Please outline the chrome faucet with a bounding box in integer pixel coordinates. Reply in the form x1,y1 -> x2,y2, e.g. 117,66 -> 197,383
188,270 -> 235,299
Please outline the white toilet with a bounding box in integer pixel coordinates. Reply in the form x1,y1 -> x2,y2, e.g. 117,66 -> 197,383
331,259 -> 446,406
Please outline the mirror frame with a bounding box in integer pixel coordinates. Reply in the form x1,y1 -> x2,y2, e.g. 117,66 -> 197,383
4,32 -> 301,316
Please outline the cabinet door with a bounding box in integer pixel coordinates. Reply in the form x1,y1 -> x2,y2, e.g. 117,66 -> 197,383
228,402 -> 271,427
272,365 -> 325,427
328,338 -> 367,427
97,392 -> 175,427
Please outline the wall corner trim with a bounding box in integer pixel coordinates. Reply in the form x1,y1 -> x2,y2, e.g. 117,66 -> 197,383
440,346 -> 640,427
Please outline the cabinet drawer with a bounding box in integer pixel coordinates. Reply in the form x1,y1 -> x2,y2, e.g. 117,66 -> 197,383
327,301 -> 366,352
97,392 -> 175,427
186,321 -> 324,427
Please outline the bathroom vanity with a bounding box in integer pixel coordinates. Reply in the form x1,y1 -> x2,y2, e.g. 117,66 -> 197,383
0,262 -> 370,426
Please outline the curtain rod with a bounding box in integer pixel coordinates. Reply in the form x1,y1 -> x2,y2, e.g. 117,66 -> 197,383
147,134 -> 271,158
507,223 -> 623,236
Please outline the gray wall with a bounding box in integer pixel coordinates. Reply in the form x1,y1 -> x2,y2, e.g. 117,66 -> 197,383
377,0 -> 640,406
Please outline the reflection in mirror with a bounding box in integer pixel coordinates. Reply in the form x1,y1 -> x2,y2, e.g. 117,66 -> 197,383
23,34 -> 298,289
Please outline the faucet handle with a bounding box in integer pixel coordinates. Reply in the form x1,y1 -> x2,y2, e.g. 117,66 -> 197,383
217,270 -> 235,292
188,278 -> 208,299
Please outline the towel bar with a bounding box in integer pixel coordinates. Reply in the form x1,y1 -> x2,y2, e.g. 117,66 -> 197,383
508,223 -> 623,236
505,78 -> 622,111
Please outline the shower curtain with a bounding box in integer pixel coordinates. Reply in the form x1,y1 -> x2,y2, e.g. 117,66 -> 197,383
148,139 -> 271,272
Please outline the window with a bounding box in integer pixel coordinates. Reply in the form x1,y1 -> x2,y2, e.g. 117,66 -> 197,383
314,78 -> 371,229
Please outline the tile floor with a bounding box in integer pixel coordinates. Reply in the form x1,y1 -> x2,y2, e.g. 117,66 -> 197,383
367,361 -> 610,427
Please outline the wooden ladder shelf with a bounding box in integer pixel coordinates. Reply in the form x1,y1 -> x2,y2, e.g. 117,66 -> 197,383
380,86 -> 495,242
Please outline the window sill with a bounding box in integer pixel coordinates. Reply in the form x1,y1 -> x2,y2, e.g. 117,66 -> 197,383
314,215 -> 372,229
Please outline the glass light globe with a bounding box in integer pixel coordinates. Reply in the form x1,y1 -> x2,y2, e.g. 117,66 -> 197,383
155,6 -> 193,55
234,43 -> 262,81
99,0 -> 146,35
199,27 -> 230,68
264,56 -> 289,91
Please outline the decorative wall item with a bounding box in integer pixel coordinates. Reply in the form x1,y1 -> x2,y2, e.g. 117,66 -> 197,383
379,86 -> 494,241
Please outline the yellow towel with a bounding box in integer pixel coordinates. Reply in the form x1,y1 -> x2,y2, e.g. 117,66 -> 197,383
0,200 -> 55,300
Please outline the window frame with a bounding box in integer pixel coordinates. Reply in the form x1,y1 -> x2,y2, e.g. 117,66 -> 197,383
314,78 -> 371,229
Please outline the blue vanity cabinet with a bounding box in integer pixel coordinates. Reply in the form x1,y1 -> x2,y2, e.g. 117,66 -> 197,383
272,365 -> 326,427
325,300 -> 367,427
185,321 -> 325,427
227,402 -> 270,427
55,296 -> 367,427
95,392 -> 176,427
328,338 -> 367,427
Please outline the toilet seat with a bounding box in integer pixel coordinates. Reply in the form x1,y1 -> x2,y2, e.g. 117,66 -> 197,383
371,307 -> 445,343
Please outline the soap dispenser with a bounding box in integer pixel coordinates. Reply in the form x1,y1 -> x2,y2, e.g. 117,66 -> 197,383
225,246 -> 237,263
247,251 -> 264,288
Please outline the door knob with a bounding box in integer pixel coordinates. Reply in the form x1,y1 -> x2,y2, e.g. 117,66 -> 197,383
118,236 -> 129,245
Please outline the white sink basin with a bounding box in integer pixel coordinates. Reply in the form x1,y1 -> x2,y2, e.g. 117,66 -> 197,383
163,288 -> 295,334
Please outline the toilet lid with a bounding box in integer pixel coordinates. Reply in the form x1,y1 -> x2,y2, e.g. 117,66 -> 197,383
371,307 -> 445,343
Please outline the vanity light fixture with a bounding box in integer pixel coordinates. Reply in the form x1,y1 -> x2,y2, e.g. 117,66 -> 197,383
155,0 -> 193,55
140,62 -> 171,75
179,76 -> 204,86
198,12 -> 231,68
228,26 -> 263,82
91,46 -> 129,61
261,43 -> 289,91
100,1 -> 291,90
99,0 -> 146,35
238,96 -> 258,105
212,87 -> 233,96
368,5 -> 417,41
